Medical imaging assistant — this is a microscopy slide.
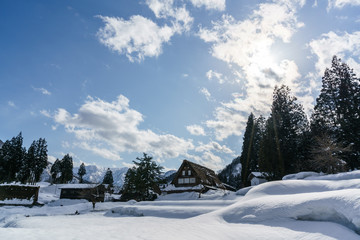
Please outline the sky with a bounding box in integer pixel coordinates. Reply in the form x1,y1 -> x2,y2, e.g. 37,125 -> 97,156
1,0 -> 360,171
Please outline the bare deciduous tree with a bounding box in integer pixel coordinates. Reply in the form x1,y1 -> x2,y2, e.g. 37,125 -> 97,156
310,134 -> 350,174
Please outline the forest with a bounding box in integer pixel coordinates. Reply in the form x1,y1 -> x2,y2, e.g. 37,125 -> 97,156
219,56 -> 360,188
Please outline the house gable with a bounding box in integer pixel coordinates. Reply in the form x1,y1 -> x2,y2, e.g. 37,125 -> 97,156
171,160 -> 225,189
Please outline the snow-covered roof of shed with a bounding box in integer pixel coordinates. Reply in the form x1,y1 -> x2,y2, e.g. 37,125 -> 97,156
250,172 -> 266,178
59,184 -> 100,189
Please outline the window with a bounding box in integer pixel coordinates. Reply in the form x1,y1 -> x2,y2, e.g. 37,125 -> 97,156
178,178 -> 184,184
189,178 -> 196,183
188,170 -> 191,175
184,178 -> 190,184
182,170 -> 186,176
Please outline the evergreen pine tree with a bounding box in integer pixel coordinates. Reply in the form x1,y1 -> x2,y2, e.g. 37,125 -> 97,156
50,159 -> 61,184
78,163 -> 87,183
239,113 -> 264,187
60,154 -> 73,183
33,138 -> 48,183
121,153 -> 163,201
102,168 -> 114,186
311,56 -> 360,169
259,85 -> 309,180
0,133 -> 26,182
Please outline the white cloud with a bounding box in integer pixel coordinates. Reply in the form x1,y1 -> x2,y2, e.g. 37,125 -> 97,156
32,87 -> 51,96
327,0 -> 360,10
199,87 -> 211,101
189,0 -> 226,11
195,141 -> 234,155
97,1 -> 194,62
146,0 -> 193,33
206,70 -> 225,84
8,101 -> 16,108
186,151 -> 224,171
198,1 -> 306,139
61,141 -> 70,148
48,95 -> 194,161
186,124 -> 206,136
97,15 -> 174,62
40,110 -> 51,118
308,31 -> 360,77
206,103 -> 248,141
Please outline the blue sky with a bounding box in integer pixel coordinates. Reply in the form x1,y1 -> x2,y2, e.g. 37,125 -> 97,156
1,0 -> 360,171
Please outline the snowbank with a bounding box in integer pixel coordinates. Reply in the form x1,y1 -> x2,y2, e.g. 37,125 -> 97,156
211,178 -> 360,234
282,171 -> 322,180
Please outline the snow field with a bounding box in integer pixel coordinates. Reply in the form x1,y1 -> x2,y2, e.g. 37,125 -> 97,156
2,171 -> 360,239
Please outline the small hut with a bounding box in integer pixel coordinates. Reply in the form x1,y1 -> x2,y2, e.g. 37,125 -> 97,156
163,160 -> 227,194
59,184 -> 107,202
248,172 -> 267,186
0,184 -> 40,205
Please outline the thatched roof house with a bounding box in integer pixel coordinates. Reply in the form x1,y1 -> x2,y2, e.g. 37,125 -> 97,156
164,160 -> 227,194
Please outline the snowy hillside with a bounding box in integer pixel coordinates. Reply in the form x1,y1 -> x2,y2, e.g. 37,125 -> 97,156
73,165 -> 128,186
2,171 -> 360,239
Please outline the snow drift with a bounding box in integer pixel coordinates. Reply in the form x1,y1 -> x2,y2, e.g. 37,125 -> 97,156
211,176 -> 360,234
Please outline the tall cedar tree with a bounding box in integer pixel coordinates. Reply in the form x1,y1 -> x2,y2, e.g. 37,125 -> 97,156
23,138 -> 48,184
50,159 -> 61,184
102,168 -> 114,186
0,133 -> 26,182
240,113 -> 264,187
60,154 -> 73,183
259,85 -> 309,180
78,163 -> 87,183
121,153 -> 163,201
311,56 -> 360,169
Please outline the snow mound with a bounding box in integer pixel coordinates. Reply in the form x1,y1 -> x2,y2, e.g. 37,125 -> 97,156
212,179 -> 360,233
106,207 -> 144,217
305,170 -> 360,180
282,171 -> 322,180
244,179 -> 360,198
235,186 -> 253,196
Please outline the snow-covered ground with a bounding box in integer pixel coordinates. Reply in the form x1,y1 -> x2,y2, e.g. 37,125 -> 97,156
2,171 -> 360,239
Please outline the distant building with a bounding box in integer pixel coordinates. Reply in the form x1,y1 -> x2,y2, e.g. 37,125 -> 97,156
0,184 -> 40,205
163,160 -> 230,194
248,172 -> 267,186
59,184 -> 108,202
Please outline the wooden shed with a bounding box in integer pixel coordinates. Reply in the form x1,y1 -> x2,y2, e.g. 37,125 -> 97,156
248,172 -> 267,186
164,160 -> 226,194
59,184 -> 107,202
0,184 -> 40,205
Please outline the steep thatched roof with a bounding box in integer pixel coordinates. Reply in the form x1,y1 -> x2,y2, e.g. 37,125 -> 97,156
172,160 -> 225,188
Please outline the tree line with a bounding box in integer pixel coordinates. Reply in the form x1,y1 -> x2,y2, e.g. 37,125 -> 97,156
0,132 -> 164,199
0,133 -> 48,184
219,56 -> 360,188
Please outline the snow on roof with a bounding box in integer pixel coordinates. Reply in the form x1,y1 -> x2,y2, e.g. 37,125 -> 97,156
250,172 -> 265,178
0,183 -> 39,187
59,184 -> 100,189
